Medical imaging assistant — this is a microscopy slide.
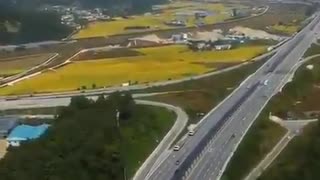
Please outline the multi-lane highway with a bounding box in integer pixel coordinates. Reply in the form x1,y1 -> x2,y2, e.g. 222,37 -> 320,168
146,12 -> 320,180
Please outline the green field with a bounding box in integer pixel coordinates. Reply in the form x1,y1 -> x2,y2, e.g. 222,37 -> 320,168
0,53 -> 54,77
0,45 -> 267,95
73,2 -> 240,38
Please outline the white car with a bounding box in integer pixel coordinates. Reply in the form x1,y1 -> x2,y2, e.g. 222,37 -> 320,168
173,145 -> 180,151
188,130 -> 195,136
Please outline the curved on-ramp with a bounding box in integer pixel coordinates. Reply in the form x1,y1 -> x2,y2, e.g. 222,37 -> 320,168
133,100 -> 188,180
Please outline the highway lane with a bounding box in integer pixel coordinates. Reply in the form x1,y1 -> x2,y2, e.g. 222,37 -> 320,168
147,12 -> 320,180
188,16 -> 320,180
148,82 -> 259,180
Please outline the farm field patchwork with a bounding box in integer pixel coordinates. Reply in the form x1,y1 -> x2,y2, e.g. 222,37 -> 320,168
73,2 -> 243,38
0,45 -> 267,95
239,4 -> 308,35
0,53 -> 55,77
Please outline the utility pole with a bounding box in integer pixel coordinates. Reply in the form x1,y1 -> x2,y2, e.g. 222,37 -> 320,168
116,109 -> 127,180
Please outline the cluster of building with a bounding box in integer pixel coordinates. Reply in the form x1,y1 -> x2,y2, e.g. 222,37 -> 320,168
0,117 -> 49,147
41,5 -> 110,29
127,24 -> 285,51
127,29 -> 248,51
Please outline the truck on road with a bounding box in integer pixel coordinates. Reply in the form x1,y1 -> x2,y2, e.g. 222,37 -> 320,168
188,124 -> 198,136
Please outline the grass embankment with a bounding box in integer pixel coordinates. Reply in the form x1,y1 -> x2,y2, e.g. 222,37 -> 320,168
258,122 -> 318,180
303,42 -> 320,57
73,2 -> 233,38
0,53 -> 54,77
222,52 -> 320,180
140,53 -> 272,126
0,45 -> 267,95
124,105 -> 175,176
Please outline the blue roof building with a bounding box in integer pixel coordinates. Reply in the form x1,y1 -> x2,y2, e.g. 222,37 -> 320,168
7,124 -> 49,147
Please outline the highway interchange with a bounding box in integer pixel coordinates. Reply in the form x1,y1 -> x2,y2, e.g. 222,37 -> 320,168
0,8 -> 319,180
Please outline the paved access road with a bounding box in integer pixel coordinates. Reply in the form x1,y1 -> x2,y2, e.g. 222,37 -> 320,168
146,12 -> 320,180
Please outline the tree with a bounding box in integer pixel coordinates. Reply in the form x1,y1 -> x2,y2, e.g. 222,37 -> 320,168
69,95 -> 92,109
0,94 -> 135,180
108,91 -> 135,120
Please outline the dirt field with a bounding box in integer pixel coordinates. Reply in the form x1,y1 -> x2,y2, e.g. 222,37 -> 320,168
0,140 -> 7,159
0,54 -> 55,77
0,45 -> 267,95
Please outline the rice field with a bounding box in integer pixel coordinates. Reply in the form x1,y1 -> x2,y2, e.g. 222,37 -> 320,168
73,2 -> 237,39
0,54 -> 55,77
0,45 -> 267,95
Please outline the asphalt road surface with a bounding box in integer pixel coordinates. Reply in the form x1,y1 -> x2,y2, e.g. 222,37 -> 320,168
145,12 -> 320,180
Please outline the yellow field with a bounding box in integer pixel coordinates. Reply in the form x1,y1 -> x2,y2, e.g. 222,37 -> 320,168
0,45 -> 267,95
73,2 -> 233,39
